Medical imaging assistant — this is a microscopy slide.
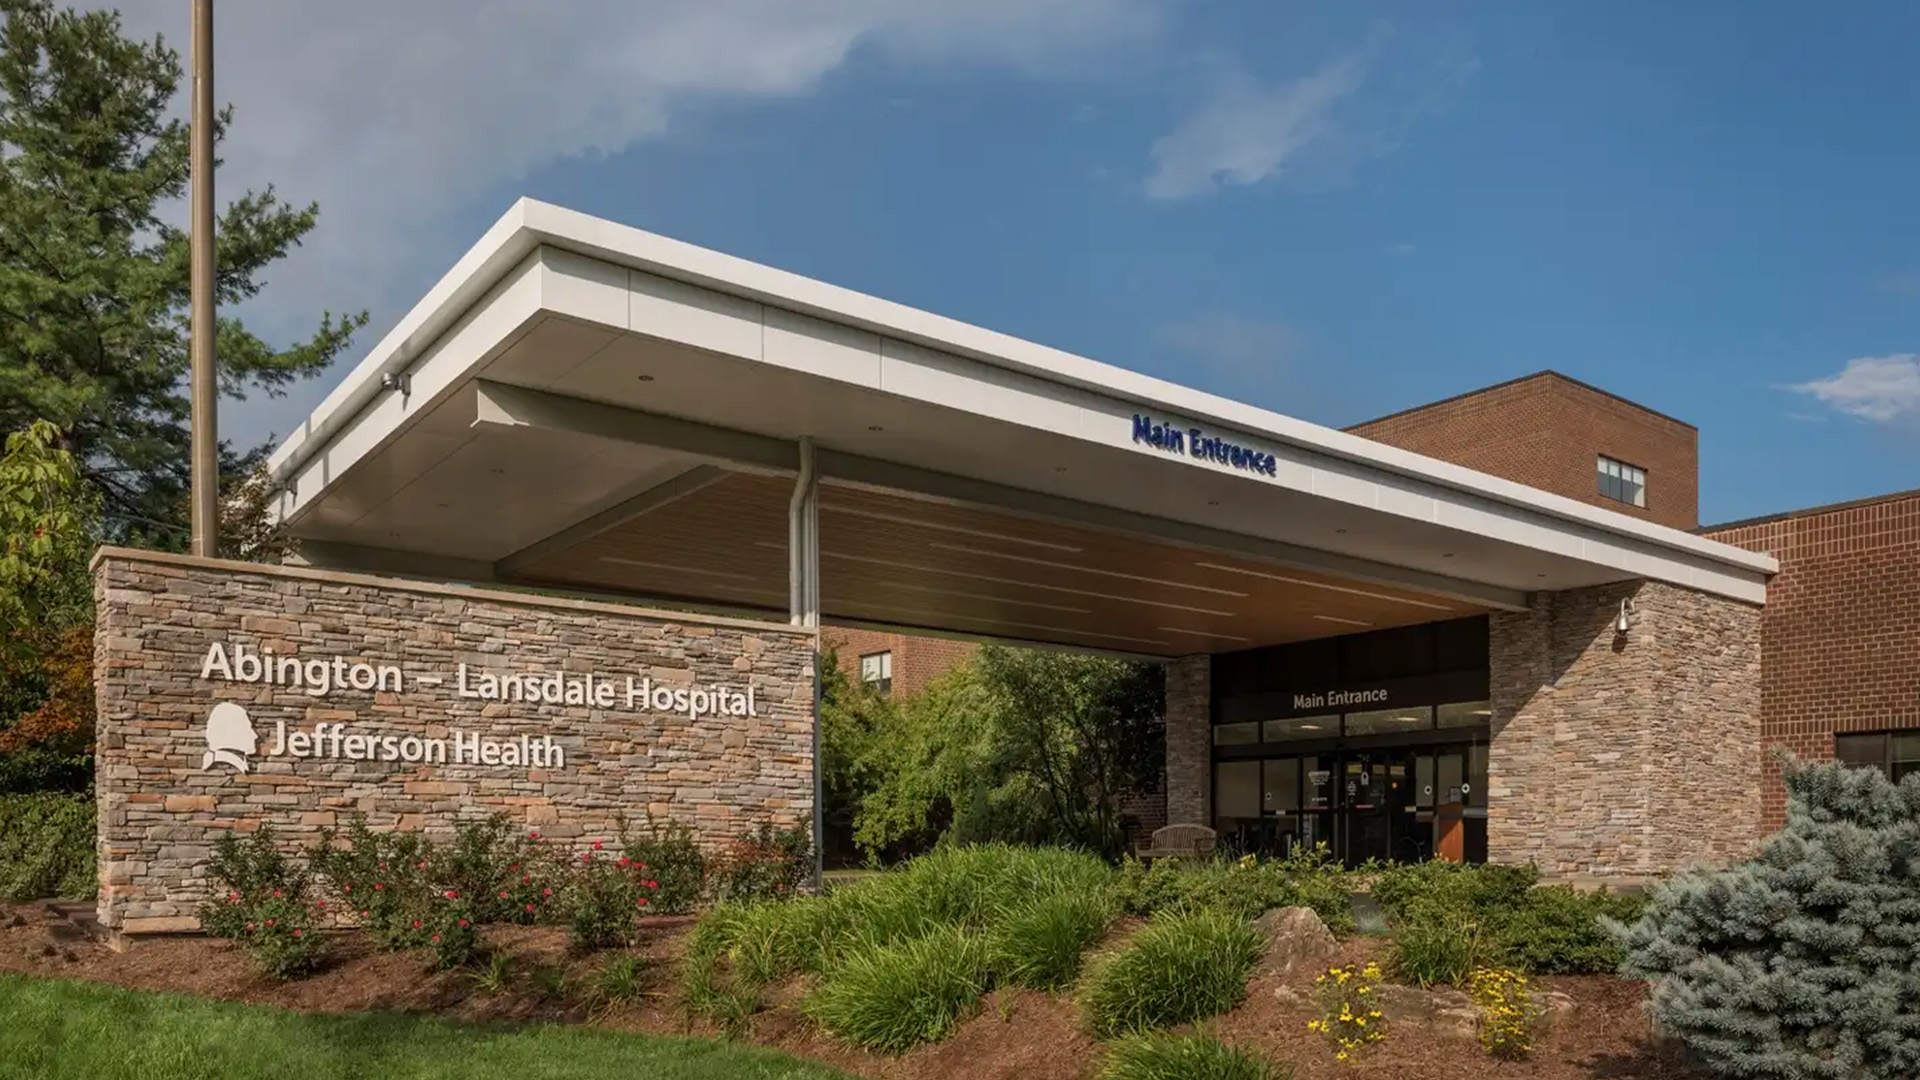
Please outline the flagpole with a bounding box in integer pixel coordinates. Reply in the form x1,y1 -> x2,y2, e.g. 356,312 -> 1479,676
189,0 -> 218,556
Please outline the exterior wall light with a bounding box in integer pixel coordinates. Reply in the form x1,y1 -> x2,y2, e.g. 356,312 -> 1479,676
1616,597 -> 1635,635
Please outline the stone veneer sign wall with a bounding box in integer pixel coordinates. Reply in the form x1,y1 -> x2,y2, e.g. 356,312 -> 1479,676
92,549 -> 817,935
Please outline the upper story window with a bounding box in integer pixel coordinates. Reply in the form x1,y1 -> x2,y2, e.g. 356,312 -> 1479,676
1597,456 -> 1647,508
859,651 -> 893,695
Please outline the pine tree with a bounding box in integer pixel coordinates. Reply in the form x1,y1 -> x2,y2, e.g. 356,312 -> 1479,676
1618,759 -> 1920,1079
0,0 -> 366,543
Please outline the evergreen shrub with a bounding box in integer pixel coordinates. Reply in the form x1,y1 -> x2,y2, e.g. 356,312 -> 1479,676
1619,760 -> 1920,1080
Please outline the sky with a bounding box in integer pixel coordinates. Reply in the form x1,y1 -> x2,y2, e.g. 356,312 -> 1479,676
107,0 -> 1920,526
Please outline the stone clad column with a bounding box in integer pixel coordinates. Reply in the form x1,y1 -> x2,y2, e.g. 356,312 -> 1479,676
1164,655 -> 1211,826
1487,581 -> 1762,880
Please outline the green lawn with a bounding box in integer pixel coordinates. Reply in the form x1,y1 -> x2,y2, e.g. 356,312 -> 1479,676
0,973 -> 852,1080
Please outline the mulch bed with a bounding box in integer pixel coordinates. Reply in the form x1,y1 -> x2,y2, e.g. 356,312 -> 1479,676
1,903 -> 1705,1080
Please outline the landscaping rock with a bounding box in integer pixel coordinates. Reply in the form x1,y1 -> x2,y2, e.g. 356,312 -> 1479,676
1252,906 -> 1337,977
1377,984 -> 1480,1039
1539,989 -> 1577,1020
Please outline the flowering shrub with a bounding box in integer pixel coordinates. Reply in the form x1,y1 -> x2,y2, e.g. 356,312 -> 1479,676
565,841 -> 661,951
708,820 -> 811,903
1467,967 -> 1542,1059
620,815 -> 706,915
307,817 -> 437,951
426,890 -> 481,970
439,813 -> 557,924
197,826 -> 326,979
1307,962 -> 1386,1064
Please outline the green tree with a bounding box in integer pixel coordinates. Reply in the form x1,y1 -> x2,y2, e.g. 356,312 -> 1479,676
0,0 -> 366,543
1617,758 -> 1920,1079
0,420 -> 95,791
849,646 -> 1165,860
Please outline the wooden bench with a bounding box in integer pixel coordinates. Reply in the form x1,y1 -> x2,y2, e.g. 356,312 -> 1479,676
1135,823 -> 1218,862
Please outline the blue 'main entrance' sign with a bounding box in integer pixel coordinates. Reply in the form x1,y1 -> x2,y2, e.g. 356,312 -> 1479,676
1132,414 -> 1279,477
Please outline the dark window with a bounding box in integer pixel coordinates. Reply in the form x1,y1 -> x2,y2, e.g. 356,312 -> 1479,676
1837,731 -> 1920,783
1598,456 -> 1647,508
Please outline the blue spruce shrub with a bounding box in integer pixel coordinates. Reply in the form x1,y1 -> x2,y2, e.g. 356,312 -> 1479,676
1617,758 -> 1920,1079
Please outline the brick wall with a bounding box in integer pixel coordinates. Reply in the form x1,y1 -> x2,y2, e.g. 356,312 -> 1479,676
1164,656 -> 1211,825
1347,371 -> 1700,531
820,626 -> 977,698
93,549 -> 817,935
1487,580 -> 1761,877
1704,489 -> 1920,830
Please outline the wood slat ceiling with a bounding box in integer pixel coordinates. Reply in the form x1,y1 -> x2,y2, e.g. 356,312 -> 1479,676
510,471 -> 1481,656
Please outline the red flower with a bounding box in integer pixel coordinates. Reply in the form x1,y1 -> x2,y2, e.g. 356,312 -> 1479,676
529,831 -> 540,841
617,857 -> 631,868
498,891 -> 508,899
244,923 -> 255,932
272,890 -> 283,899
636,897 -> 648,907
374,883 -> 385,891
646,881 -> 658,890
511,863 -> 520,872
316,900 -> 327,908
416,861 -> 427,870
293,929 -> 303,938
360,910 -> 370,918
343,884 -> 353,894
542,888 -> 553,897
228,891 -> 239,901
265,919 -> 276,928
525,903 -> 536,913
458,919 -> 469,928
522,874 -> 531,884
380,862 -> 388,871
412,920 -> 422,929
432,934 -> 441,944
445,890 -> 458,899
637,861 -> 648,871
593,841 -> 604,851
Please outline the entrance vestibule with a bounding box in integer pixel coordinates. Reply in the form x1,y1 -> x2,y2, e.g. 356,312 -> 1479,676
1208,617 -> 1492,868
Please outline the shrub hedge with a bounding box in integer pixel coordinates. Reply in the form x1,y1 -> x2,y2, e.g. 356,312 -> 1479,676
1372,860 -> 1645,980
0,793 -> 94,901
1112,846 -> 1354,934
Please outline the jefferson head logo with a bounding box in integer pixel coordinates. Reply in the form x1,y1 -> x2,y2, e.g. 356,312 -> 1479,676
201,702 -> 257,772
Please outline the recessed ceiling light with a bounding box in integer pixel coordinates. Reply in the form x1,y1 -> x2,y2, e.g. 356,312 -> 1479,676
636,374 -> 655,382
1334,528 -> 1347,534
435,502 -> 450,509
867,425 -> 884,432
489,467 -> 505,475
1207,500 -> 1220,506
1055,465 -> 1068,472
1442,552 -> 1455,558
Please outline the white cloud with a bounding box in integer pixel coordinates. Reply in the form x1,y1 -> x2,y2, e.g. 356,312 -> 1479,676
1144,53 -> 1368,200
1791,355 -> 1920,423
98,1 -> 1160,442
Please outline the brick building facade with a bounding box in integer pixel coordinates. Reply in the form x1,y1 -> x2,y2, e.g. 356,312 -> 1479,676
820,627 -> 977,699
1703,489 -> 1920,828
1358,369 -> 1918,836
1347,371 -> 1701,531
